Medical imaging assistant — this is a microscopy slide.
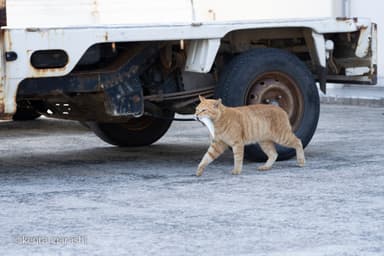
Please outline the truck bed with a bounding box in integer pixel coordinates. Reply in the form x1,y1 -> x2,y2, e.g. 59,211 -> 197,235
6,0 -> 337,27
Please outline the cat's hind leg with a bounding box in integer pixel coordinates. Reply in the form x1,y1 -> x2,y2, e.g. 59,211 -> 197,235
258,141 -> 278,171
197,140 -> 227,176
277,134 -> 305,167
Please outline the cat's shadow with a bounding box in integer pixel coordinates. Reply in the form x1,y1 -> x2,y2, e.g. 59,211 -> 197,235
0,142 -> 234,174
0,119 -> 305,176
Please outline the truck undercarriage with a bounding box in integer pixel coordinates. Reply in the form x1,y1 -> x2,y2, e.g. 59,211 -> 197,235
13,21 -> 376,123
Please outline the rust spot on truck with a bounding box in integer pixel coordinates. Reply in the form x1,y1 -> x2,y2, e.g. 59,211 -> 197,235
3,31 -> 13,51
26,28 -> 42,33
336,17 -> 358,23
0,86 -> 4,114
0,0 -> 6,27
30,67 -> 68,78
91,0 -> 100,22
357,25 -> 368,30
355,25 -> 370,58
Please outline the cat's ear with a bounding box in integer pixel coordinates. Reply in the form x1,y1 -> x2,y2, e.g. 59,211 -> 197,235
199,95 -> 206,102
214,98 -> 222,109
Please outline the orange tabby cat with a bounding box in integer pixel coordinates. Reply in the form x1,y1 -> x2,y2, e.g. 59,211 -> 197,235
194,95 -> 305,176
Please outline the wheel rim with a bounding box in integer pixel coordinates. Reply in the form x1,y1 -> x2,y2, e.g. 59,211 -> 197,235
246,71 -> 304,131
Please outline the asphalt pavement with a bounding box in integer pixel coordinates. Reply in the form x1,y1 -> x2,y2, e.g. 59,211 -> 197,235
0,104 -> 383,256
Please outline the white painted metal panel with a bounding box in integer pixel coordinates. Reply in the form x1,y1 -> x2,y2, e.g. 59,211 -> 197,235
7,0 -> 100,27
4,18 -> 372,80
185,38 -> 221,72
7,0 -> 193,27
97,0 -> 193,25
193,0 -> 335,22
7,0 -> 337,28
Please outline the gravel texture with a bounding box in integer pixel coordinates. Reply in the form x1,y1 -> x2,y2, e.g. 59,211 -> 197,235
0,104 -> 383,255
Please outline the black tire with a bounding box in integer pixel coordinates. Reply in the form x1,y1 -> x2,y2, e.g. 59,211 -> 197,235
12,107 -> 41,121
215,48 -> 320,161
88,111 -> 174,147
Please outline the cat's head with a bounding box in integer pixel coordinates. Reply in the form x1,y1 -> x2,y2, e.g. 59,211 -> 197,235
194,95 -> 223,122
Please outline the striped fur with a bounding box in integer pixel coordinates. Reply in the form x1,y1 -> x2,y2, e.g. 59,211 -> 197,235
195,96 -> 305,176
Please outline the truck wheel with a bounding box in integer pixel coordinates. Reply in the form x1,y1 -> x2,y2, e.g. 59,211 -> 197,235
88,111 -> 174,147
215,48 -> 320,161
12,107 -> 41,121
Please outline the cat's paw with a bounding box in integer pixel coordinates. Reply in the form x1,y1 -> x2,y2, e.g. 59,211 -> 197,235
196,167 -> 204,177
231,169 -> 241,175
297,158 -> 305,167
257,165 -> 272,171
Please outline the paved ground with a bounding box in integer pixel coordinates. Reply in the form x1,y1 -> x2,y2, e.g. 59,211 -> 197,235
0,104 -> 383,256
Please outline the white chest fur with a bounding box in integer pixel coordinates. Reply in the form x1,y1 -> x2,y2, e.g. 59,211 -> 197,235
200,117 -> 215,138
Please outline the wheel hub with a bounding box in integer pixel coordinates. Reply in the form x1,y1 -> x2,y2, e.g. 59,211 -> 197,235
247,72 -> 304,130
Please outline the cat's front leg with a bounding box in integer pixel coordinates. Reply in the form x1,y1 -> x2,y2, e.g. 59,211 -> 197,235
197,140 -> 227,176
257,141 -> 278,171
231,143 -> 244,175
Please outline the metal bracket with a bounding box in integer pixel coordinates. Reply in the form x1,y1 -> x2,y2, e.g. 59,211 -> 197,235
17,45 -> 160,117
185,38 -> 220,73
103,77 -> 144,117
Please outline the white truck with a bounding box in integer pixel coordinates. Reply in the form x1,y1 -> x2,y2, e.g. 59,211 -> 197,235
0,0 -> 377,161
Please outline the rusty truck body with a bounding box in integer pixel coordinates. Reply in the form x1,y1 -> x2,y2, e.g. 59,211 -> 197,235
0,0 -> 377,161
